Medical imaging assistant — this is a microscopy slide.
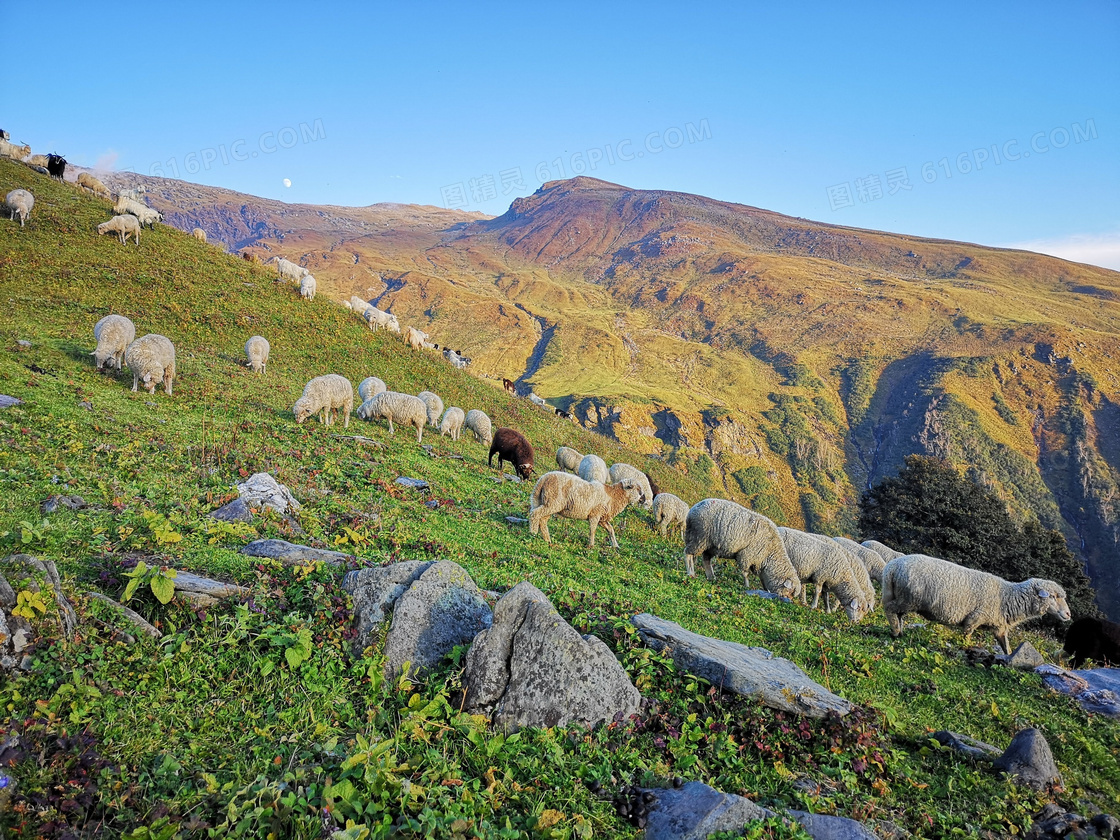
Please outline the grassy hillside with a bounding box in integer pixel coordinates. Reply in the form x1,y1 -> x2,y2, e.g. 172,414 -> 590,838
0,159 -> 1118,838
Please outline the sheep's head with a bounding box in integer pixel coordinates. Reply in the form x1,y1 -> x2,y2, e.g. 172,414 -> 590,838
764,573 -> 800,602
843,597 -> 870,624
90,349 -> 110,369
96,221 -> 110,235
618,478 -> 645,506
1033,581 -> 1072,622
293,397 -> 314,424
141,372 -> 157,394
516,461 -> 534,480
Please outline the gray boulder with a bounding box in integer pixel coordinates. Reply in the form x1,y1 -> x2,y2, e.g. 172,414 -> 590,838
993,728 -> 1062,791
236,472 -> 302,513
241,539 -> 353,567
1038,664 -> 1120,718
789,811 -> 883,840
465,581 -> 641,732
343,561 -> 433,653
643,781 -> 772,840
632,612 -> 851,718
1001,641 -> 1045,670
0,395 -> 22,409
210,498 -> 254,523
382,561 -> 491,680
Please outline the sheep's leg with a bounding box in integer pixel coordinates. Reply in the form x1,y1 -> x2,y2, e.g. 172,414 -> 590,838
684,553 -> 696,576
536,513 -> 551,545
602,518 -> 619,549
132,372 -> 139,392
994,629 -> 1011,656
387,417 -> 395,435
810,580 -> 822,610
587,517 -> 598,548
959,610 -> 985,647
416,423 -> 423,444
702,555 -> 716,581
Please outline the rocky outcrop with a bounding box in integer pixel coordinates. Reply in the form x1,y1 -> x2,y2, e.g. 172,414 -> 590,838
465,581 -> 640,732
993,728 -> 1062,791
631,612 -> 851,717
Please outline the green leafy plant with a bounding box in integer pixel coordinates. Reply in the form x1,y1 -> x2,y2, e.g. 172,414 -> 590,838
12,589 -> 49,620
121,560 -> 179,605
259,614 -> 314,675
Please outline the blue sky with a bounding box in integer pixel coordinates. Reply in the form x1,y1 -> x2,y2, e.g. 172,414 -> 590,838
3,2 -> 1118,267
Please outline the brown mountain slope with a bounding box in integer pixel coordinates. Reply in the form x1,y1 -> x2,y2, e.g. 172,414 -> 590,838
100,172 -> 1120,618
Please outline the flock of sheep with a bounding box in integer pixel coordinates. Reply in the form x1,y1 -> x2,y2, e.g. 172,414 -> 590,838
3,147 -> 1076,660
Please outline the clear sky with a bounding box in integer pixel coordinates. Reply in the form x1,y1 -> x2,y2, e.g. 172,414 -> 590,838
3,2 -> 1118,268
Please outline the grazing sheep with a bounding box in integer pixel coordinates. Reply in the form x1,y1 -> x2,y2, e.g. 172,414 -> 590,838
555,446 -> 583,472
881,554 -> 1071,654
833,537 -> 888,583
608,463 -> 654,510
244,336 -> 270,374
464,409 -> 492,445
652,492 -> 689,540
46,154 -> 66,180
440,407 -> 465,441
529,471 -> 644,549
862,539 -> 904,563
777,528 -> 871,622
300,274 -> 317,300
275,257 -> 309,282
91,314 -> 136,371
5,189 -> 34,227
358,376 -> 387,402
293,374 -> 353,428
488,427 -> 535,481
1063,617 -> 1120,669
683,499 -> 801,600
416,391 -> 444,427
96,214 -> 141,246
0,139 -> 30,160
113,196 -> 161,228
125,334 -> 176,396
528,392 -> 548,408
366,307 -> 399,332
77,172 -> 111,198
444,348 -> 468,369
357,391 -> 427,442
191,227 -> 207,243
578,454 -> 609,484
406,326 -> 429,350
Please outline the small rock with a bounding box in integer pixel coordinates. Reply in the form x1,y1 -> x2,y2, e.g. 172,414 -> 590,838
0,396 -> 22,409
505,516 -> 528,524
237,472 -> 301,514
641,781 -> 772,840
396,477 -> 430,490
78,401 -> 93,411
744,589 -> 789,601
425,499 -> 440,509
16,340 -> 31,349
1004,642 -> 1045,670
1033,811 -> 1084,838
1090,814 -> 1120,837
169,570 -> 249,601
210,498 -> 254,523
931,730 -> 1002,760
787,810 -> 883,840
994,728 -> 1062,791
41,495 -> 88,514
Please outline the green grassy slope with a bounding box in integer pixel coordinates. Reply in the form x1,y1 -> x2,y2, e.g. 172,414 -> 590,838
0,160 -> 1117,838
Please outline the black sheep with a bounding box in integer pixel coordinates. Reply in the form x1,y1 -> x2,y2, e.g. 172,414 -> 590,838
1064,616 -> 1120,669
46,153 -> 66,180
488,427 -> 534,481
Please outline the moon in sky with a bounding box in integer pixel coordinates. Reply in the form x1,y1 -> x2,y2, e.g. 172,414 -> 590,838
282,178 -> 291,188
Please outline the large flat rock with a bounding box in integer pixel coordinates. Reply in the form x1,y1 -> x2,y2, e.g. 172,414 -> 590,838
465,581 -> 641,732
643,781 -> 772,840
241,539 -> 353,567
632,612 -> 851,718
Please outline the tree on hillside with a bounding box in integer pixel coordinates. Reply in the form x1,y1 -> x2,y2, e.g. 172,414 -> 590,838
859,455 -> 1100,619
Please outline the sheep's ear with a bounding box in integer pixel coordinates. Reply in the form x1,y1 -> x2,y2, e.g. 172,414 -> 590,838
1036,588 -> 1051,599
89,351 -> 96,357
783,578 -> 794,590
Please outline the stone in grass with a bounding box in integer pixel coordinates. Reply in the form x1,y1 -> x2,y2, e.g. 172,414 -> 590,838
41,495 -> 88,514
210,498 -> 254,523
931,730 -> 1002,760
1003,641 -> 1045,670
0,395 -> 22,409
396,477 -> 430,490
236,472 -> 302,514
240,539 -> 354,567
993,728 -> 1062,791
382,561 -> 492,680
343,561 -> 433,653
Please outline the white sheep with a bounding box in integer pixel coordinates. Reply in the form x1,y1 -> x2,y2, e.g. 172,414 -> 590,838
417,390 -> 444,427
578,454 -> 609,484
244,336 -> 270,374
366,307 -> 398,332
862,539 -> 904,564
555,446 -> 583,472
529,471 -> 645,549
464,409 -> 492,445
5,189 -> 33,227
113,196 -> 162,228
191,227 -> 207,243
440,407 -> 465,441
444,348 -> 468,368
77,172 -> 111,198
652,492 -> 690,540
293,374 -> 353,428
275,257 -> 309,282
777,528 -> 871,622
358,376 -> 387,402
357,391 -> 427,442
300,274 -> 317,301
882,554 -> 1071,654
125,334 -> 176,396
608,463 -> 654,510
406,326 -> 428,350
683,498 -> 801,600
97,214 -> 141,246
91,314 -> 136,371
833,536 -> 888,583
528,392 -> 548,408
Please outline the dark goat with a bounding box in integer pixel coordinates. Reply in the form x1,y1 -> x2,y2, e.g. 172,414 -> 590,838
488,427 -> 534,481
1064,616 -> 1120,669
503,377 -> 516,395
46,153 -> 66,180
